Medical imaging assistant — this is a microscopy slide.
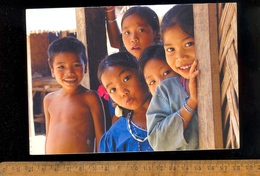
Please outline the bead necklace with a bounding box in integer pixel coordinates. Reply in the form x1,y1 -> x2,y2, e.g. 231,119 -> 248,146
127,111 -> 148,143
131,121 -> 151,151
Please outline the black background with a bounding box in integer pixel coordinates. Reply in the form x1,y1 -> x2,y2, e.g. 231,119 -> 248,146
0,0 -> 260,161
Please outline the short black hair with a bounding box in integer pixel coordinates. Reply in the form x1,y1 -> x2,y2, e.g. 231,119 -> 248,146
138,43 -> 166,83
47,36 -> 87,68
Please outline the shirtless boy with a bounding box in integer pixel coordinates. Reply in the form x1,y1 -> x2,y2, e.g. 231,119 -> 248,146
44,37 -> 105,154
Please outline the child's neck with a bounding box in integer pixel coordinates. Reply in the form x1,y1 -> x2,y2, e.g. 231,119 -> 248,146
60,84 -> 85,95
131,94 -> 151,130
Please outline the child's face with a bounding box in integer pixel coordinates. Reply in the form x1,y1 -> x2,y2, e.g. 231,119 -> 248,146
143,58 -> 178,95
122,13 -> 156,60
51,52 -> 86,89
163,25 -> 196,79
101,65 -> 149,110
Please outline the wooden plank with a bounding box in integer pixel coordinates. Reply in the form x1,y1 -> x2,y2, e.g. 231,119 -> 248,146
76,7 -> 108,90
194,4 -> 223,149
75,8 -> 90,89
27,35 -> 35,137
84,7 -> 108,90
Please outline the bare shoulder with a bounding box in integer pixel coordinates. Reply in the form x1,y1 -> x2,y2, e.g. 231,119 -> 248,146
81,88 -> 100,101
43,91 -> 59,103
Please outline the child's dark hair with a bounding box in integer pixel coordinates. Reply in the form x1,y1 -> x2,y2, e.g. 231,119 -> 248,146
97,51 -> 138,84
121,6 -> 160,36
161,4 -> 194,39
138,44 -> 166,82
47,36 -> 87,68
97,51 -> 139,117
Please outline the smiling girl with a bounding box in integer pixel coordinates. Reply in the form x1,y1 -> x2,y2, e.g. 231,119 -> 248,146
146,4 -> 200,151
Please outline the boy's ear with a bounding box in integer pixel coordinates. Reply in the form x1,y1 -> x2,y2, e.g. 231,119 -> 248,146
50,68 -> 55,78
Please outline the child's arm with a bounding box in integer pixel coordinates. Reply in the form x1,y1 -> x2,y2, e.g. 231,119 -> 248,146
178,60 -> 199,128
105,6 -> 121,49
88,91 -> 106,152
146,75 -> 199,151
43,94 -> 51,153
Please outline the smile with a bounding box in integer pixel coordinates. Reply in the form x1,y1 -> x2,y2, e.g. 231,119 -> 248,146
64,78 -> 76,82
179,65 -> 191,70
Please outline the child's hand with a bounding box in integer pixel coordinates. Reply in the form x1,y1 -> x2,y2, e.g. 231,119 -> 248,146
188,59 -> 200,104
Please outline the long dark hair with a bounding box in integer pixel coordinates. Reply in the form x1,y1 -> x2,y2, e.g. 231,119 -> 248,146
161,4 -> 194,39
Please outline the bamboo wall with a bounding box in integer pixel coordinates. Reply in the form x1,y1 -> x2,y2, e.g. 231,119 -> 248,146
218,3 -> 239,149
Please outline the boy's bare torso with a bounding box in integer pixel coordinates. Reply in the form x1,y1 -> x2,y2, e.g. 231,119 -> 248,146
45,88 -> 96,154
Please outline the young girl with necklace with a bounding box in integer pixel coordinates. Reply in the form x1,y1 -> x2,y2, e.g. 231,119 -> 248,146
97,51 -> 153,152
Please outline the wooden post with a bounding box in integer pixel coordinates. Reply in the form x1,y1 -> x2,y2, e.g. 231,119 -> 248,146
27,34 -> 35,138
193,4 -> 223,149
76,7 -> 108,90
76,8 -> 90,89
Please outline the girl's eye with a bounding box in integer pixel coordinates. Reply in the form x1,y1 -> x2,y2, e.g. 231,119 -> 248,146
163,70 -> 171,76
185,42 -> 194,47
149,80 -> 155,86
124,31 -> 130,35
138,29 -> 144,33
109,88 -> 116,94
166,47 -> 175,52
74,63 -> 82,67
123,76 -> 130,82
57,65 -> 64,69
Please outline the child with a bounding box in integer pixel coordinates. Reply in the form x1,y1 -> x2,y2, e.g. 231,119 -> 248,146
97,51 -> 153,152
146,4 -> 200,151
139,43 -> 178,95
105,6 -> 160,60
44,37 -> 106,154
103,6 -> 160,124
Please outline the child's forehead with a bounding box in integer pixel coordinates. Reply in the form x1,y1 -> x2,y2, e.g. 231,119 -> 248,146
144,58 -> 166,70
122,13 -> 149,26
101,66 -> 136,80
53,52 -> 82,62
105,65 -> 136,74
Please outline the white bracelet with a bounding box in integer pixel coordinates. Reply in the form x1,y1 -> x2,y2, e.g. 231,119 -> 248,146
177,110 -> 187,122
107,18 -> 117,24
106,7 -> 115,13
183,102 -> 196,115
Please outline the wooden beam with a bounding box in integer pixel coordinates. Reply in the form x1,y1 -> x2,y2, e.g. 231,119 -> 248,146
193,4 -> 223,149
27,34 -> 35,137
76,7 -> 108,90
76,8 -> 90,89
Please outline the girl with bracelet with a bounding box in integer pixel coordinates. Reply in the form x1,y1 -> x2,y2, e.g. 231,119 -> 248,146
146,4 -> 200,151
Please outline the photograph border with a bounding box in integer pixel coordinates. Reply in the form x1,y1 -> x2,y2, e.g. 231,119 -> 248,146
1,0 -> 259,162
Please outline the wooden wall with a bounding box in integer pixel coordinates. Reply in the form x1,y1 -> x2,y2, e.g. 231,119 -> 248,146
29,33 -> 49,76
